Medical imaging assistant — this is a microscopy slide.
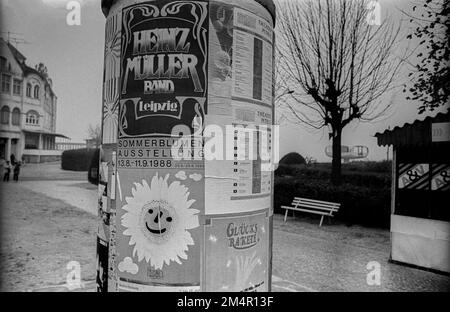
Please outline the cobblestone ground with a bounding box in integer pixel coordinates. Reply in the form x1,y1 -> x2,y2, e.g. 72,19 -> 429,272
272,214 -> 450,292
1,163 -> 449,292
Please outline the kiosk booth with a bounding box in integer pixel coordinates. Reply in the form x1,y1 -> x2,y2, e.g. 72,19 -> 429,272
375,110 -> 450,273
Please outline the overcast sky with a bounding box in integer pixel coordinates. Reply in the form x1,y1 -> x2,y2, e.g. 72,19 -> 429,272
1,0 -> 447,162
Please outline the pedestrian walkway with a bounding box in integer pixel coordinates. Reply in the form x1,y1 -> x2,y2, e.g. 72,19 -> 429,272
1,162 -> 449,292
272,214 -> 450,292
18,161 -> 87,181
20,181 -> 97,215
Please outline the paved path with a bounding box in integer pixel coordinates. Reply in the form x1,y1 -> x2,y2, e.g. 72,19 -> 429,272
2,162 -> 449,292
20,181 -> 98,216
272,215 -> 450,292
19,162 -> 87,181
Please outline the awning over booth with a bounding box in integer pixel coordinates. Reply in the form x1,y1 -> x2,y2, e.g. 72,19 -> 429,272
375,110 -> 450,147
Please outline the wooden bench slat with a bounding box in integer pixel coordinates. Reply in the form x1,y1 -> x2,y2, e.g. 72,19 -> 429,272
299,202 -> 340,209
282,206 -> 332,216
293,201 -> 339,210
295,202 -> 340,210
292,199 -> 340,207
292,202 -> 340,209
293,204 -> 336,212
294,197 -> 340,207
291,203 -> 339,213
294,196 -> 339,204
281,205 -> 335,215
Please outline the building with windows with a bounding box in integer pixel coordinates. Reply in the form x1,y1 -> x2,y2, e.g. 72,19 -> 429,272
55,137 -> 87,151
0,38 -> 66,163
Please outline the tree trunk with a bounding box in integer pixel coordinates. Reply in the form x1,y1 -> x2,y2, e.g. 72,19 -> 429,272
331,127 -> 342,185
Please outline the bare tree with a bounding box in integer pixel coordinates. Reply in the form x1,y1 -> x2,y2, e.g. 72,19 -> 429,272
274,61 -> 293,124
277,0 -> 403,184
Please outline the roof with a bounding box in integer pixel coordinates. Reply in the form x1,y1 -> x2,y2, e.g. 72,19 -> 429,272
3,39 -> 56,96
101,0 -> 276,24
6,41 -> 26,64
22,129 -> 69,139
375,110 -> 450,147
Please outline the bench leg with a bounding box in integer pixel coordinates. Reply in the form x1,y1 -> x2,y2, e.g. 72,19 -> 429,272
319,215 -> 324,227
284,209 -> 289,222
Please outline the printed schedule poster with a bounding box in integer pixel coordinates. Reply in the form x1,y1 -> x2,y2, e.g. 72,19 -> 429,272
115,0 -> 208,292
205,0 -> 274,215
208,1 -> 274,109
204,213 -> 269,292
204,104 -> 273,215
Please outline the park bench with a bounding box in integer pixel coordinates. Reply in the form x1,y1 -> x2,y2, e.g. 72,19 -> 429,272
281,197 -> 341,226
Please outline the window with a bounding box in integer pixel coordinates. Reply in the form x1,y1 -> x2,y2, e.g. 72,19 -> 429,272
33,85 -> 40,99
12,108 -> 20,126
1,106 -> 10,124
0,57 -> 6,71
44,136 -> 55,150
26,83 -> 32,97
1,74 -> 11,93
26,111 -> 39,125
13,79 -> 22,95
25,133 -> 39,149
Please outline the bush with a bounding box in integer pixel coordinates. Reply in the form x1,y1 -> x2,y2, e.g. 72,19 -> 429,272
274,176 -> 391,228
275,164 -> 390,188
344,160 -> 392,173
279,152 -> 306,165
61,148 -> 97,171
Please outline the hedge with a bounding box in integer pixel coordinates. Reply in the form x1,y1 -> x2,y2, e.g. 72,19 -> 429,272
275,164 -> 391,188
61,148 -> 97,171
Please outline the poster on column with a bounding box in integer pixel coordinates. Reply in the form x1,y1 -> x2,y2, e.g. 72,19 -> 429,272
102,10 -> 121,145
96,146 -> 116,292
206,0 -> 274,215
98,4 -> 122,291
115,0 -> 208,291
204,212 -> 269,291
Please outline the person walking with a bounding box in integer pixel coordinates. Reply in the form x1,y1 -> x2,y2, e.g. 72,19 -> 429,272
3,161 -> 11,182
13,161 -> 21,182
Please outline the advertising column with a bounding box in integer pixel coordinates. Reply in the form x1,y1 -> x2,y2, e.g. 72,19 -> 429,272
99,0 -> 276,292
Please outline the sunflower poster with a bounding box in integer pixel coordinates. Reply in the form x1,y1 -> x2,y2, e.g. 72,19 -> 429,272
114,0 -> 208,291
116,172 -> 203,291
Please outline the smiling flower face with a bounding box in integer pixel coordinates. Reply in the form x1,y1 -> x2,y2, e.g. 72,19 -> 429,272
121,173 -> 199,269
